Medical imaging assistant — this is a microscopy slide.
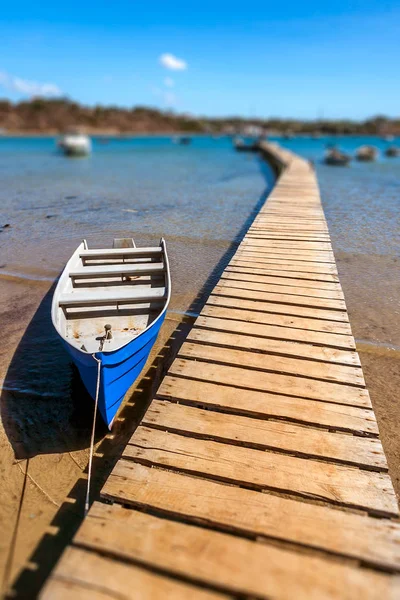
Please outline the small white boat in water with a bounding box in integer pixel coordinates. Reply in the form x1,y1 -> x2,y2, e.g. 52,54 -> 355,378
58,132 -> 92,156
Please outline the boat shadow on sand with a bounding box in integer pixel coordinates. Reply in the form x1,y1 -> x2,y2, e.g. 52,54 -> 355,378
9,154 -> 275,598
1,282 -> 103,460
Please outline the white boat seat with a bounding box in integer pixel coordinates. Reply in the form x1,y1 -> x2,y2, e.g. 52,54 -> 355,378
79,247 -> 162,260
59,287 -> 166,307
70,262 -> 165,279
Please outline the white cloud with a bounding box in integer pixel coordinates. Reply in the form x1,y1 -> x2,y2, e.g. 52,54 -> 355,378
0,71 -> 62,97
159,53 -> 187,71
164,77 -> 174,88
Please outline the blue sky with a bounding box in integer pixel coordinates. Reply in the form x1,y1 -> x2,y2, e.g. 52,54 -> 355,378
1,1 -> 399,119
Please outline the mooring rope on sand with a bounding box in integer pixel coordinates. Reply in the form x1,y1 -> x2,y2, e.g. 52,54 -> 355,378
84,355 -> 102,516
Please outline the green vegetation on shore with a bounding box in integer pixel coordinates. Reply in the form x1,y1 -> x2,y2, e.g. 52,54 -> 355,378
0,97 -> 399,135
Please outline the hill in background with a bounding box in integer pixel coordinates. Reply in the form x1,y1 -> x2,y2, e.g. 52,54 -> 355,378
0,98 -> 399,135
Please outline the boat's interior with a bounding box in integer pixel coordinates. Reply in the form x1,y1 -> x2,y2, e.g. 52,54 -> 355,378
53,239 -> 169,354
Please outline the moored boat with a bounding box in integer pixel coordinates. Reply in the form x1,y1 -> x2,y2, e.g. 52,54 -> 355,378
324,147 -> 351,166
52,238 -> 171,427
355,145 -> 378,161
58,132 -> 92,156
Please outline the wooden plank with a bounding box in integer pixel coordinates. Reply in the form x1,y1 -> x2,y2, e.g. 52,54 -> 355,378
169,358 -> 371,407
70,262 -> 164,278
223,270 -> 341,290
188,327 -> 359,366
157,376 -> 378,435
234,254 -> 338,270
101,462 -> 400,569
214,284 -> 346,311
59,287 -> 166,307
231,256 -> 339,274
196,313 -> 356,349
239,249 -> 336,263
123,426 -> 395,515
40,546 -> 226,600
241,240 -> 334,250
208,294 -> 350,323
225,265 -> 340,283
80,246 -> 162,258
179,341 -> 364,385
220,274 -> 344,299
206,296 -> 352,330
247,230 -> 331,238
75,503 -> 400,600
143,400 -> 386,469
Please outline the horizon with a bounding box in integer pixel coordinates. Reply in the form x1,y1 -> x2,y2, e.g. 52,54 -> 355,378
1,1 -> 400,120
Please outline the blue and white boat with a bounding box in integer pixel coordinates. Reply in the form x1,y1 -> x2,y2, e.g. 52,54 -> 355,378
51,238 -> 171,428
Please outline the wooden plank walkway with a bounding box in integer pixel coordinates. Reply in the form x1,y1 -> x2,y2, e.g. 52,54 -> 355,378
40,142 -> 400,599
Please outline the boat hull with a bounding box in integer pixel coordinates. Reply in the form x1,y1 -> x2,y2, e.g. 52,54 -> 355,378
63,312 -> 166,427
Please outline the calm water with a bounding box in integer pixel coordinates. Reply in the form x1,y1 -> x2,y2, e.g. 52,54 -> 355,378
0,136 -> 272,310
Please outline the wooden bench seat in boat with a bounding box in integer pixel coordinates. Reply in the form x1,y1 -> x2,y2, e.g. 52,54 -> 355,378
70,262 -> 165,279
59,287 -> 166,308
79,247 -> 162,260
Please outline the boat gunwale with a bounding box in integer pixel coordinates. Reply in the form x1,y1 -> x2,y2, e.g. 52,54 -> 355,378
51,238 -> 171,357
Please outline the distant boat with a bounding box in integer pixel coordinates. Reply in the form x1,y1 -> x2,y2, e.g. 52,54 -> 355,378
58,132 -> 92,156
51,238 -> 171,428
383,135 -> 395,142
233,137 -> 259,152
385,146 -> 400,157
178,136 -> 191,145
324,147 -> 351,166
355,145 -> 378,161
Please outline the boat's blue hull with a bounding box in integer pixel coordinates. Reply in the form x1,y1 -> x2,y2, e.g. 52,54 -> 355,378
63,313 -> 166,427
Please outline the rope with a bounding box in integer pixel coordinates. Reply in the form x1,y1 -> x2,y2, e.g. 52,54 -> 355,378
85,354 -> 101,516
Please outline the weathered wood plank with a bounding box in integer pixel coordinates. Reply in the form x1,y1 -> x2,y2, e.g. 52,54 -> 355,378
40,546 -> 226,600
241,240 -> 334,250
220,274 -> 345,299
143,400 -> 386,469
179,341 -> 364,386
169,358 -> 371,407
196,313 -> 356,348
226,264 -> 340,282
223,269 -> 341,289
76,503 -> 400,600
123,426 -> 395,514
208,294 -> 350,323
230,256 -> 339,274
239,249 -> 336,263
187,327 -> 359,365
157,376 -> 378,435
101,462 -> 400,569
214,283 -> 346,311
